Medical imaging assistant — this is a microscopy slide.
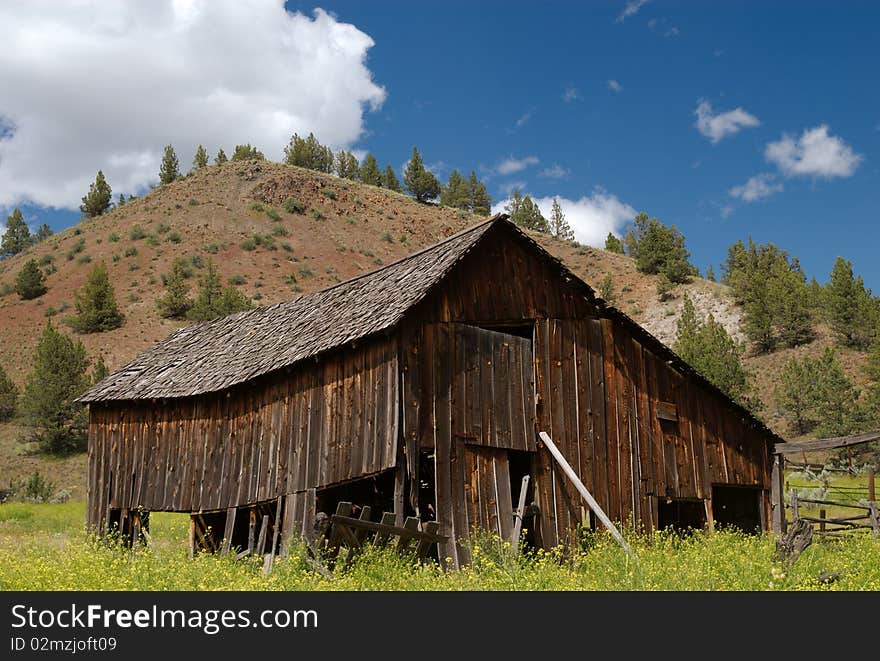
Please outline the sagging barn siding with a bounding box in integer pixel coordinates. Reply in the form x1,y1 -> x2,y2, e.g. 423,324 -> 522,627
87,335 -> 399,532
400,225 -> 772,562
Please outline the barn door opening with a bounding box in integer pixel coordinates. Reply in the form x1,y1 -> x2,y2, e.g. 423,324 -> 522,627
657,498 -> 707,533
712,485 -> 762,534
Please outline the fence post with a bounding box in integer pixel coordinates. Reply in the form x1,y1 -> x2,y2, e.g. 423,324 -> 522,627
771,454 -> 785,535
790,489 -> 799,523
869,466 -> 875,502
819,509 -> 826,533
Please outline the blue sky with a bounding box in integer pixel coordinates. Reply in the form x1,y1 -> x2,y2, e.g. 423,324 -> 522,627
2,1 -> 879,289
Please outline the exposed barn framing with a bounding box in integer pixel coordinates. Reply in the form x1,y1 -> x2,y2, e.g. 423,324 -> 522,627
80,215 -> 783,566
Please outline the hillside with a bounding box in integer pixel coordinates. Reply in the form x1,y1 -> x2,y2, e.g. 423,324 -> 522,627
0,160 -> 870,458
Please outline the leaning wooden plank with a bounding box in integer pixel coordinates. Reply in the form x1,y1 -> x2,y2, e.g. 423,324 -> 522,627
221,506 -> 237,556
415,521 -> 441,560
255,514 -> 269,558
511,475 -> 530,555
538,431 -> 632,557
374,512 -> 397,546
396,517 -> 423,553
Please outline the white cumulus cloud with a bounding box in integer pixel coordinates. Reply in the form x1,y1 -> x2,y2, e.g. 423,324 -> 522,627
538,164 -> 570,179
0,1 -> 386,209
765,125 -> 862,178
492,189 -> 636,247
607,80 -> 624,93
616,0 -> 649,23
694,100 -> 760,143
496,156 -> 539,176
729,173 -> 783,202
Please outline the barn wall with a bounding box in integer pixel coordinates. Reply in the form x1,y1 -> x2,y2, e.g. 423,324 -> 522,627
87,336 -> 398,531
405,229 -> 773,554
531,317 -> 772,547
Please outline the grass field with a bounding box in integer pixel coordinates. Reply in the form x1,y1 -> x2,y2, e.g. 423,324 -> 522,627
1,502 -> 878,591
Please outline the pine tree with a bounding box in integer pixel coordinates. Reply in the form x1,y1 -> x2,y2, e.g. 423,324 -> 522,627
403,147 -> 440,202
283,133 -> 330,171
159,145 -> 180,185
705,265 -> 716,282
382,165 -> 402,192
14,259 -> 47,300
597,273 -> 616,305
359,153 -> 382,186
34,223 -> 53,244
604,232 -> 624,254
334,150 -> 360,180
214,148 -> 228,165
549,198 -> 575,241
69,262 -> 123,333
776,356 -> 821,435
440,170 -> 470,209
770,259 -> 813,348
231,144 -> 264,161
624,213 -> 696,283
21,322 -> 91,454
674,295 -> 756,409
156,259 -> 193,319
187,261 -> 253,321
79,171 -> 112,218
192,144 -> 208,170
814,347 -> 863,438
826,257 -> 877,349
117,194 -> 126,207
1,208 -> 31,256
468,171 -> 491,216
91,355 -> 109,384
505,192 -> 549,233
866,324 -> 880,383
0,363 -> 18,422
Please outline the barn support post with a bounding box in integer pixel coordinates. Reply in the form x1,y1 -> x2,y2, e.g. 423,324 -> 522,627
771,454 -> 785,535
538,432 -> 632,557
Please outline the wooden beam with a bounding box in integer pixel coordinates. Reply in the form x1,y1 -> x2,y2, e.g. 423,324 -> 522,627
773,430 -> 880,455
771,454 -> 784,535
221,507 -> 236,557
511,475 -> 530,555
538,432 -> 632,556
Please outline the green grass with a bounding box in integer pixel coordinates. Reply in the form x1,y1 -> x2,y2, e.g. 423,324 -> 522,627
0,503 -> 878,590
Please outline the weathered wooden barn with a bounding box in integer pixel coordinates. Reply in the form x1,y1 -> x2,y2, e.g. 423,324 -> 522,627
81,214 -> 783,565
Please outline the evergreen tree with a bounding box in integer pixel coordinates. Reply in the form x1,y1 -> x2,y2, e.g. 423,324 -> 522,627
826,257 -> 877,349
231,144 -> 264,161
359,153 -> 382,186
69,262 -> 123,333
440,170 -> 470,209
156,259 -> 193,319
34,223 -> 53,244
117,194 -> 126,207
624,212 -> 697,283
604,232 -> 624,254
159,145 -> 180,185
14,259 -> 47,300
188,261 -> 252,321
91,355 -> 109,385
549,198 -> 575,241
192,144 -> 208,170
283,133 -> 330,171
403,147 -> 440,202
382,165 -> 402,192
214,148 -> 228,165
505,191 -> 549,233
770,259 -> 814,348
334,150 -> 360,180
79,170 -> 112,218
0,363 -> 18,422
21,322 -> 90,454
1,208 -> 31,256
814,348 -> 864,438
776,356 -> 821,435
597,273 -> 616,305
705,264 -> 716,282
865,324 -> 880,382
468,171 -> 492,216
674,295 -> 756,409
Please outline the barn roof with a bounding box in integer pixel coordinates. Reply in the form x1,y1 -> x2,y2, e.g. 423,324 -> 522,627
80,217 -> 498,402
79,214 -> 782,444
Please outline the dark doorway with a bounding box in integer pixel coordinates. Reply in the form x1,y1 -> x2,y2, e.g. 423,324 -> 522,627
508,449 -> 537,550
657,498 -> 707,533
315,470 -> 396,522
712,485 -> 762,534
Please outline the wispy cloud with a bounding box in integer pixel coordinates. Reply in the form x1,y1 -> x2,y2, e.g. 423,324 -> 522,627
607,79 -> 624,94
493,188 -> 637,247
664,26 -> 679,37
496,156 -> 539,176
729,173 -> 783,202
539,164 -> 570,179
562,86 -> 579,103
720,205 -> 734,219
694,100 -> 760,143
498,181 -> 527,198
515,110 -> 533,128
765,125 -> 862,179
616,0 -> 649,24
